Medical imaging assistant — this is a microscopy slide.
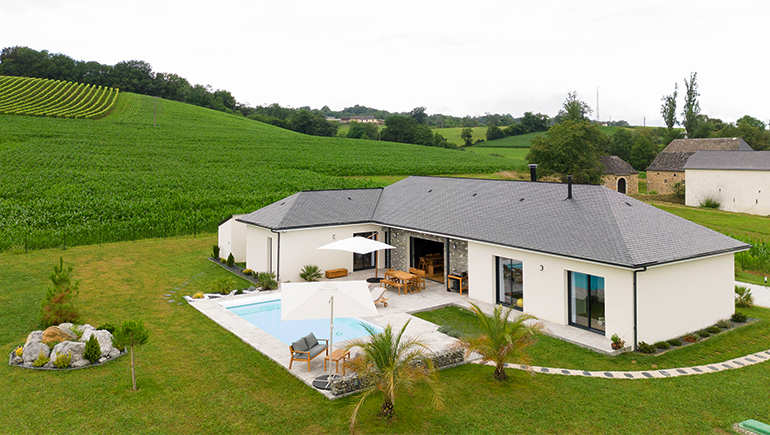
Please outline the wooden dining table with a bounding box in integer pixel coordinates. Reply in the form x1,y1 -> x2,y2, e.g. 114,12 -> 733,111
386,270 -> 420,294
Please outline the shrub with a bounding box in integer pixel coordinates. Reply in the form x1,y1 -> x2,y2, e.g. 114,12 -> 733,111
654,341 -> 670,350
220,258 -> 226,264
637,341 -> 656,354
671,182 -> 685,200
706,326 -> 721,334
438,325 -> 462,338
697,330 -> 710,338
53,352 -> 72,368
257,271 -> 278,290
683,333 -> 700,343
97,322 -> 116,334
212,278 -> 234,295
226,253 -> 235,267
193,292 -> 204,299
33,351 -> 50,367
14,346 -> 24,357
700,197 -> 720,209
667,338 -> 682,346
716,319 -> 732,329
732,312 -> 748,323
610,333 -> 625,349
40,257 -> 80,327
84,334 -> 101,363
212,245 -> 220,259
299,265 -> 323,282
242,268 -> 253,276
735,285 -> 754,308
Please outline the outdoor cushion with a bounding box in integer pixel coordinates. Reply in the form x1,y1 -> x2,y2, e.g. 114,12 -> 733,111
307,343 -> 327,358
292,337 -> 308,352
304,333 -> 318,348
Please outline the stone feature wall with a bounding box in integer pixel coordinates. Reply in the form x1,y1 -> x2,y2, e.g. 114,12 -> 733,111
647,171 -> 683,194
387,228 -> 467,282
601,174 -> 638,194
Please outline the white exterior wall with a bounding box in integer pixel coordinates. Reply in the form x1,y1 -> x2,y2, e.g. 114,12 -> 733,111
685,169 -> 770,216
637,253 -> 734,344
467,241 -> 635,341
244,223 -> 384,282
218,215 -> 247,262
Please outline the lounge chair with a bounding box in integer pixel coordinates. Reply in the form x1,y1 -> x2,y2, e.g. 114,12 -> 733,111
370,285 -> 389,307
289,332 -> 329,372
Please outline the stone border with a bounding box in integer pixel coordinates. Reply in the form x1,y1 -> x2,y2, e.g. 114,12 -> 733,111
476,349 -> 770,379
207,257 -> 260,284
8,349 -> 127,370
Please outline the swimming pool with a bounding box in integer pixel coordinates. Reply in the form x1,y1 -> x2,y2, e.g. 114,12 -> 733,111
225,296 -> 383,345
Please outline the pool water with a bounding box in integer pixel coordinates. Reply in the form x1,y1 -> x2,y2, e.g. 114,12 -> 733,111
227,298 -> 383,345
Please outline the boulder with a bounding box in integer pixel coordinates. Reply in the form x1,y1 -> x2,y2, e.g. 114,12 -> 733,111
108,348 -> 121,358
42,326 -> 78,344
50,341 -> 86,366
76,324 -> 95,333
22,342 -> 50,363
70,359 -> 90,368
81,329 -> 114,357
25,330 -> 43,346
59,323 -> 75,332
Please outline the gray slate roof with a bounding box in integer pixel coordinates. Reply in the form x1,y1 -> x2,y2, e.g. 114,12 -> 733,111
646,152 -> 695,171
238,176 -> 748,269
600,155 -> 637,175
662,137 -> 753,153
684,151 -> 770,171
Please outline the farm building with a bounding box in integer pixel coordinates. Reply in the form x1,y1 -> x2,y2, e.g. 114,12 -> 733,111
599,155 -> 638,194
220,176 -> 748,347
646,137 -> 753,194
684,151 -> 770,216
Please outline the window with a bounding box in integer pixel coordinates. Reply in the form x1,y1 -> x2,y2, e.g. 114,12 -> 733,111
496,257 -> 523,309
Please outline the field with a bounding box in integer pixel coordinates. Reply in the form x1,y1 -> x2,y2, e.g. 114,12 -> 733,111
1,236 -> 769,434
432,127 -> 487,145
0,76 -> 118,119
0,93 -> 525,252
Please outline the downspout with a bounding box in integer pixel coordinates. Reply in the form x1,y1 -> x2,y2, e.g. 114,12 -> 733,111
633,266 -> 647,351
276,231 -> 281,281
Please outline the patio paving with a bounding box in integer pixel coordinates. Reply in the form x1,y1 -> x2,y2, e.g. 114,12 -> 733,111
190,268 -> 620,399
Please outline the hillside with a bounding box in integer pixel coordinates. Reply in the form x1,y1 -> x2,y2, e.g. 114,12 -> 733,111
0,93 -> 526,251
0,75 -> 118,118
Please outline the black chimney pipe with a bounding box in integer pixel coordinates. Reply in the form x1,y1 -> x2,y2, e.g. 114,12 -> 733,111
567,175 -> 573,199
528,164 -> 538,182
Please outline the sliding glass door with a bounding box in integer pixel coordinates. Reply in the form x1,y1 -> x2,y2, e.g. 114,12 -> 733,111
569,272 -> 605,333
497,257 -> 523,309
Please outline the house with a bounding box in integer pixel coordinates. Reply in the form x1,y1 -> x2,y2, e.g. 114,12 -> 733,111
646,137 -> 753,194
219,176 -> 748,347
599,155 -> 638,194
684,151 -> 770,216
339,115 -> 383,125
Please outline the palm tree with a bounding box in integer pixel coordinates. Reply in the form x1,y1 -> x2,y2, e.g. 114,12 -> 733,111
343,320 -> 443,432
460,303 -> 542,381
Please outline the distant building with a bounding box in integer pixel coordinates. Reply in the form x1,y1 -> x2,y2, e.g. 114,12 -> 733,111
599,155 -> 638,194
646,138 -> 752,194
339,116 -> 383,125
684,151 -> 770,216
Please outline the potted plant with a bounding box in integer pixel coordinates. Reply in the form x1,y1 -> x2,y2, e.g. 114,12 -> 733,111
610,333 -> 625,350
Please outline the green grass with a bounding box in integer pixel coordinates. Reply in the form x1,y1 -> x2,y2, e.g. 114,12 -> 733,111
470,130 -> 544,148
465,147 -> 530,160
0,76 -> 118,119
431,127 -> 487,146
0,93 -> 524,252
3,237 -> 770,434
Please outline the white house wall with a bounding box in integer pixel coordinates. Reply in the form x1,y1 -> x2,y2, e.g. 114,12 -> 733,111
218,215 -> 247,262
467,241 -> 635,341
244,225 -> 278,275
637,253 -> 734,344
685,169 -> 770,216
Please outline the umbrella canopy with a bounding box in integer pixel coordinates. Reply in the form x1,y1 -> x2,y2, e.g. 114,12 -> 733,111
281,281 -> 378,321
317,236 -> 394,255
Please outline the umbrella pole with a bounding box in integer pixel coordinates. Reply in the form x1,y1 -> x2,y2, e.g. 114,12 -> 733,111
328,295 -> 334,387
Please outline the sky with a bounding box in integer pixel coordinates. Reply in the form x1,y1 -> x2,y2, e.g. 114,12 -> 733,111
3,0 -> 769,127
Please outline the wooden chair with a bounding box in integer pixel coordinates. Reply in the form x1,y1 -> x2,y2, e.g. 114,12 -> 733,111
409,267 -> 426,291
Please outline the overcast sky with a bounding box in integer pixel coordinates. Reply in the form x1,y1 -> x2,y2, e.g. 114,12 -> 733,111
3,0 -> 768,126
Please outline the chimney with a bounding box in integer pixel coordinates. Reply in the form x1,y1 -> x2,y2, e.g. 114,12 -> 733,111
567,175 -> 573,199
528,164 -> 538,182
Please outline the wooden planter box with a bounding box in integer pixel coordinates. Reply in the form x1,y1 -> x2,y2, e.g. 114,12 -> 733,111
325,268 -> 348,279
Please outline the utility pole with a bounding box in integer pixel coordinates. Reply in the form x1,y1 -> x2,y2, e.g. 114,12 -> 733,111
596,87 -> 599,122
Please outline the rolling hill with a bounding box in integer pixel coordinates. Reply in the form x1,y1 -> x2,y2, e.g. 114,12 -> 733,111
0,75 -> 118,119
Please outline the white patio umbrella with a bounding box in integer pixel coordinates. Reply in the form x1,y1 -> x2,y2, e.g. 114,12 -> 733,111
317,236 -> 394,280
281,281 -> 379,388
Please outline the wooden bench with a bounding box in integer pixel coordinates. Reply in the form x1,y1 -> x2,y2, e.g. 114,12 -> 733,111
380,279 -> 406,295
325,268 -> 348,279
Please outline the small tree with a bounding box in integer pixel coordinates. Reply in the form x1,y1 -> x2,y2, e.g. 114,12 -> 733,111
226,253 -> 235,267
681,72 -> 700,138
460,127 -> 474,146
486,124 -> 505,141
40,257 -> 80,327
84,334 -> 101,363
660,83 -> 678,131
212,245 -> 220,259
114,320 -> 149,391
459,303 -> 542,381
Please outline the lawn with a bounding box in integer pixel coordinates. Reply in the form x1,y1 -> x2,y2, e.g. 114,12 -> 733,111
2,236 -> 770,434
431,127 -> 487,146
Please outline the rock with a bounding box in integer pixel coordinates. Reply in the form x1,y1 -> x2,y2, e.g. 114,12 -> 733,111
70,359 -> 90,368
12,356 -> 22,365
98,357 -> 107,363
50,341 -> 85,365
42,326 -> 78,344
25,330 -> 43,346
76,324 -> 95,333
22,342 -> 50,363
59,322 -> 74,332
81,329 -> 114,357
109,348 -> 121,358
